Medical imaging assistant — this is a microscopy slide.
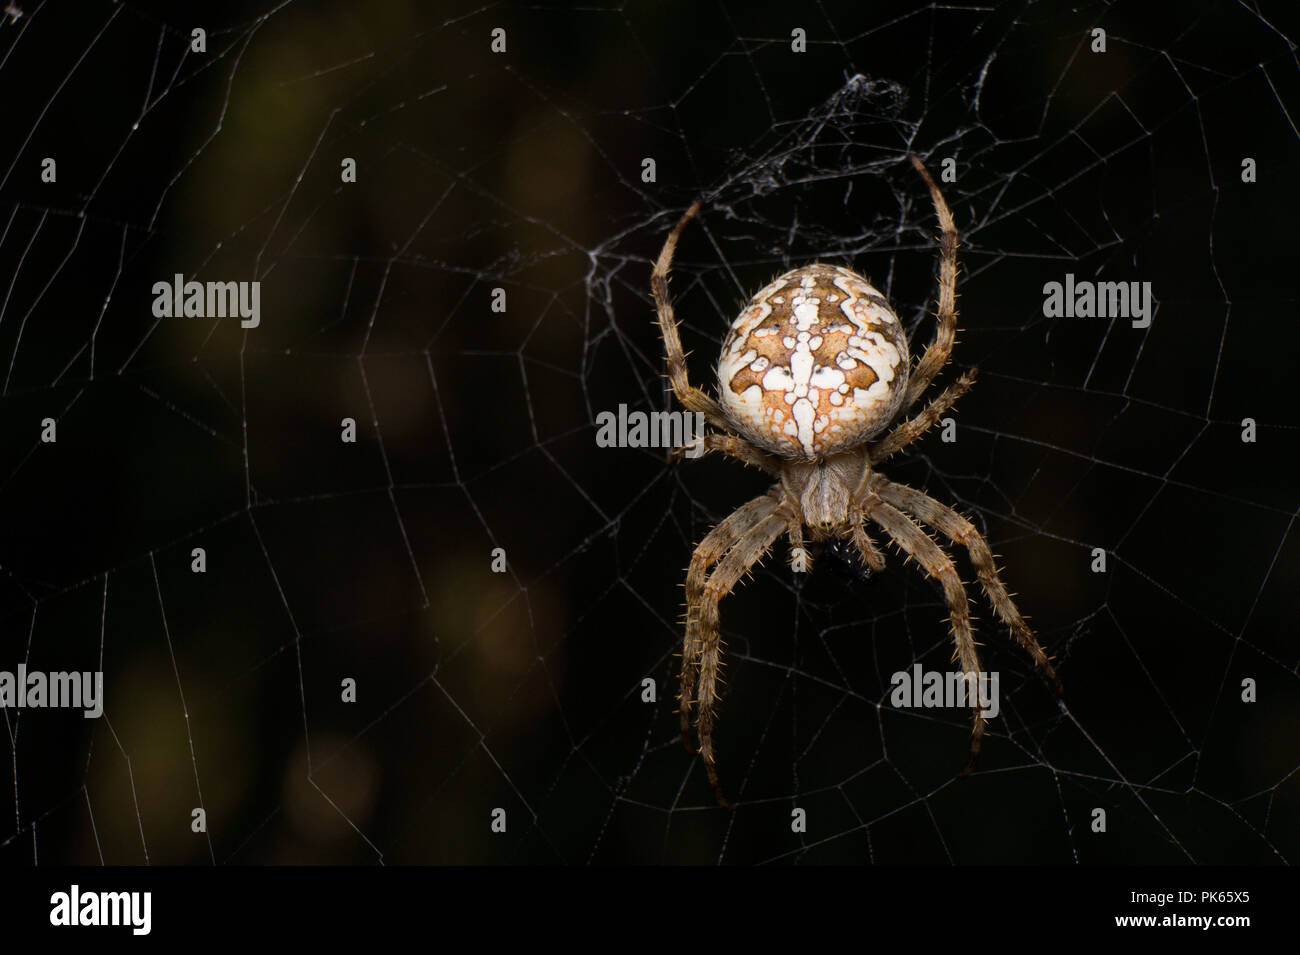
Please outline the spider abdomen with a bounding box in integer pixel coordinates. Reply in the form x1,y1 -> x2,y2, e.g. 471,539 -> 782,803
716,264 -> 910,460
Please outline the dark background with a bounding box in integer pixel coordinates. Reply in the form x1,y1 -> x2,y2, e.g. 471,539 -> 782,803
0,0 -> 1297,864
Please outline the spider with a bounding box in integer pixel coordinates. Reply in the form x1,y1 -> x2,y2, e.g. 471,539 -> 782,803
651,156 -> 1062,807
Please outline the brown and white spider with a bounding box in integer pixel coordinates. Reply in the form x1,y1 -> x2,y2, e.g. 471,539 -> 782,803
651,156 -> 1062,807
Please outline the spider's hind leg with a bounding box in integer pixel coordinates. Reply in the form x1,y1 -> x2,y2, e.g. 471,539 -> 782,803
902,156 -> 961,414
650,201 -> 732,432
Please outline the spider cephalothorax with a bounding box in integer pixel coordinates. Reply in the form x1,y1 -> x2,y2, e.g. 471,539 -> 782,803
651,156 -> 1062,807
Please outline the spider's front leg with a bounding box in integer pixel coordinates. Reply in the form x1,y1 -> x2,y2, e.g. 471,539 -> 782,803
682,495 -> 787,807
870,501 -> 989,771
680,496 -> 777,747
877,481 -> 1063,694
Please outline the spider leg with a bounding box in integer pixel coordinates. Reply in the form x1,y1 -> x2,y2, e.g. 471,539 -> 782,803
869,370 -> 976,465
848,507 -> 886,573
876,481 -> 1063,695
685,502 -> 787,807
681,495 -> 778,747
900,156 -> 960,415
668,431 -> 781,475
869,500 -> 988,772
651,201 -> 732,431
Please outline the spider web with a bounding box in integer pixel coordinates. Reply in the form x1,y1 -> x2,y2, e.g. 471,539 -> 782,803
1,0 -> 1297,866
